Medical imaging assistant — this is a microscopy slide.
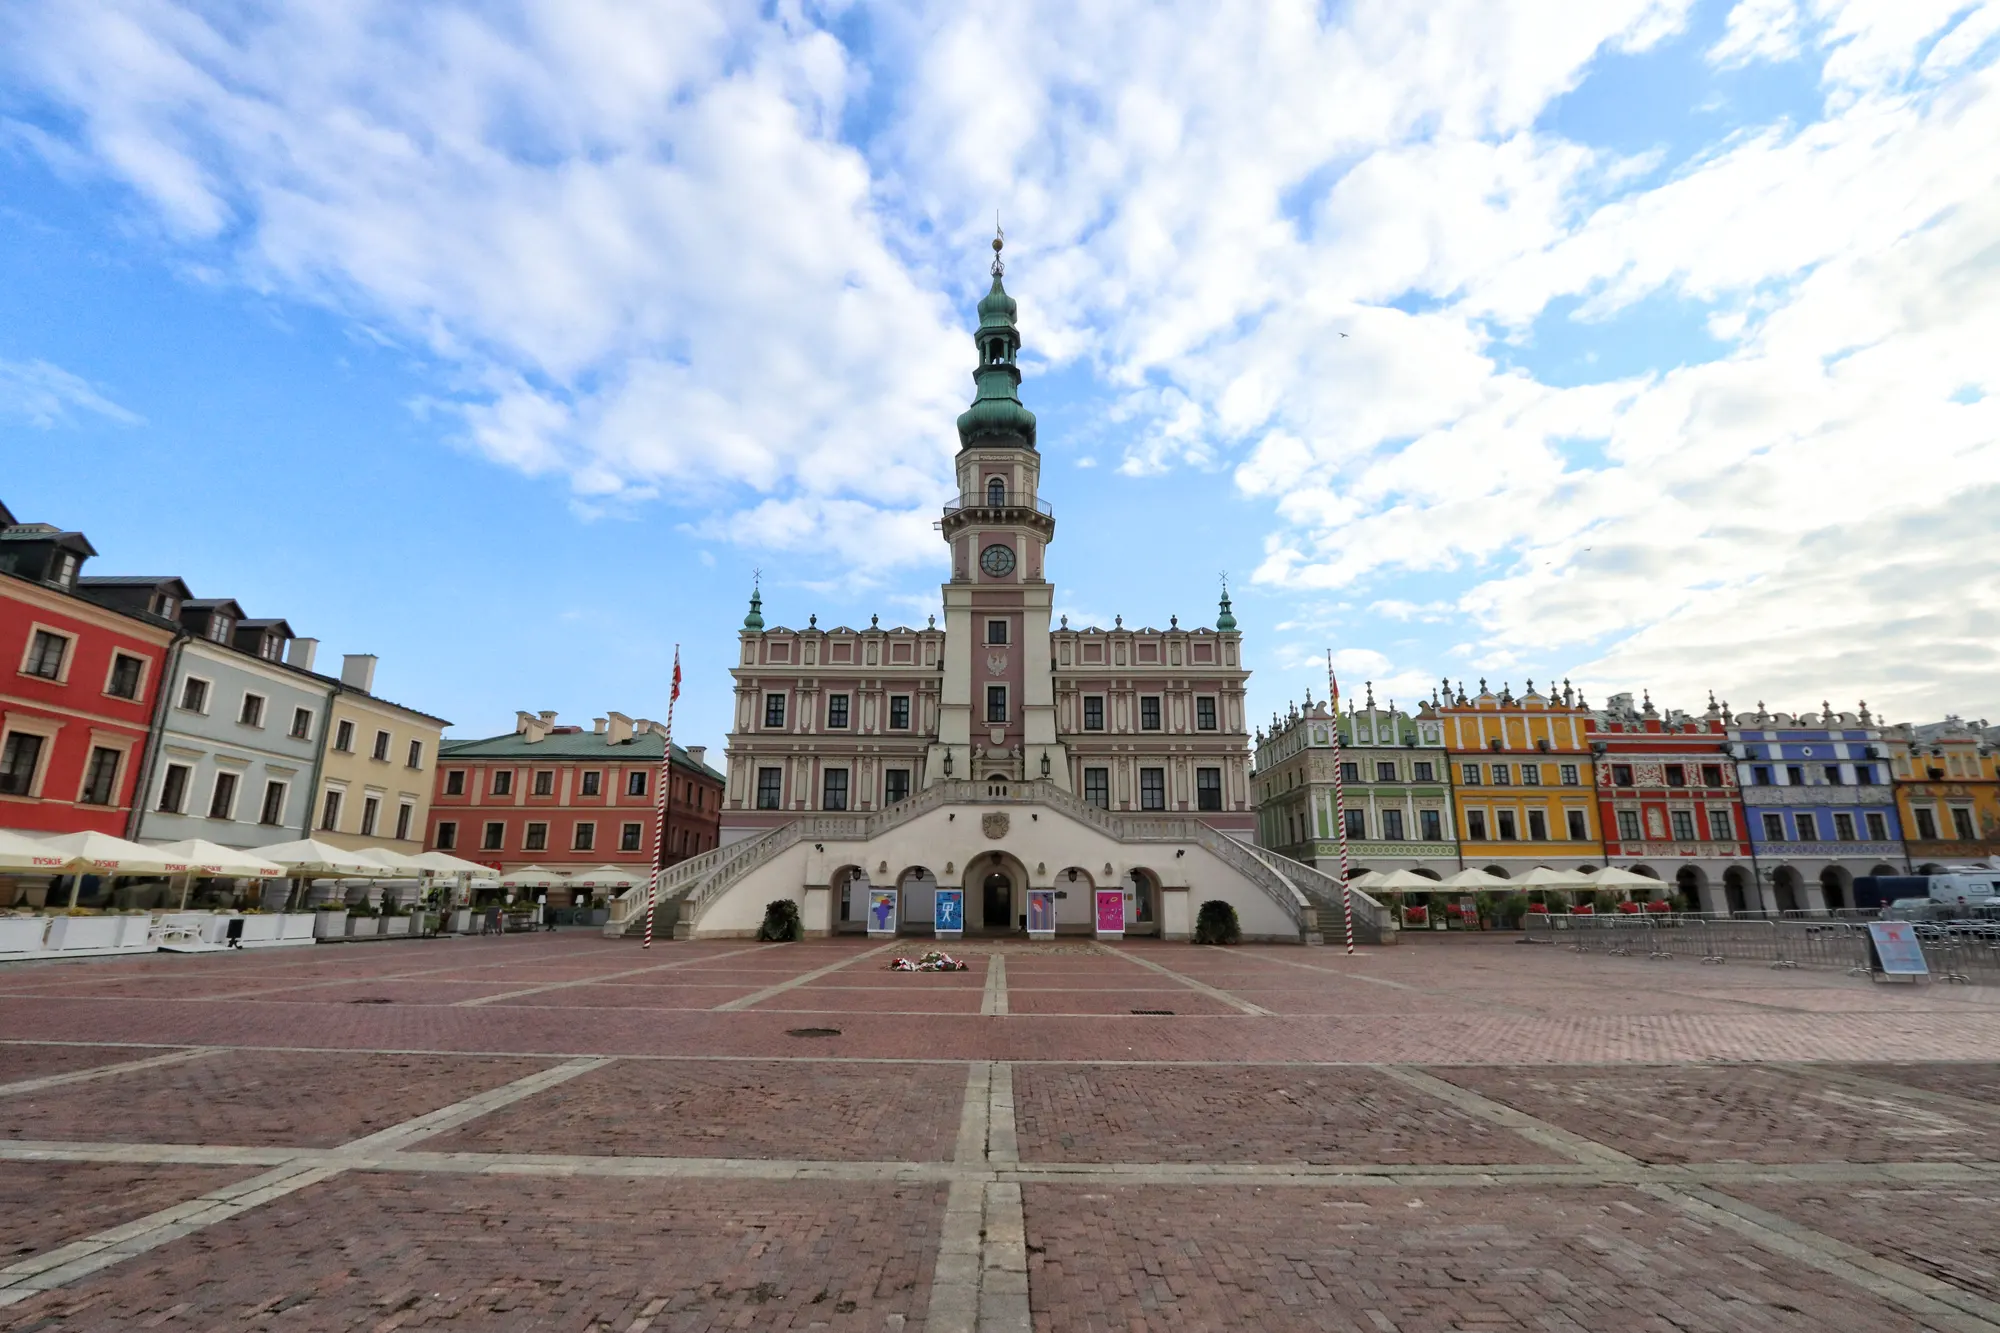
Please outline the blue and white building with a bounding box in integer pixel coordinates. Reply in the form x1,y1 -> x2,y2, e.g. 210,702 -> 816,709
1727,703 -> 1904,912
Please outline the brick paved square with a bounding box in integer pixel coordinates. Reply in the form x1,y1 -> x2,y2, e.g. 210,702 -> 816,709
0,1050 -> 551,1147
231,980 -> 529,1005
750,984 -> 990,1014
0,1161 -> 254,1266
1434,1063 -> 2000,1163
1015,1064 -> 1566,1165
1021,1183 -> 1940,1331
0,1172 -> 944,1332
1717,1179 -> 2000,1302
1836,1061 -> 2000,1105
424,1057 -> 967,1160
1007,988 -> 1242,1015
481,982 -> 759,1008
0,1042 -> 158,1084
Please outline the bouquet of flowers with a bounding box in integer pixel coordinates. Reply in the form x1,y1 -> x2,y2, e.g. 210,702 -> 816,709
889,950 -> 968,972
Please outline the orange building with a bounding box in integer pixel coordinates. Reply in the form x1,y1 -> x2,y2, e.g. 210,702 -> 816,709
1436,679 -> 1602,877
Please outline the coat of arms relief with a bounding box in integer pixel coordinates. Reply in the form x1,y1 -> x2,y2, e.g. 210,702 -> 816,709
982,813 -> 1010,839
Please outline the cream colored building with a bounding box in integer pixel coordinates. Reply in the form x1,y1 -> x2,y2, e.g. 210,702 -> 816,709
310,652 -> 448,856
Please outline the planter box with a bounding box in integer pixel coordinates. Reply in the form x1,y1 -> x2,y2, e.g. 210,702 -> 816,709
237,916 -> 282,945
277,914 -> 317,944
313,910 -> 349,939
47,916 -> 121,951
381,916 -> 411,937
346,916 -> 382,937
448,908 -> 473,935
0,917 -> 49,955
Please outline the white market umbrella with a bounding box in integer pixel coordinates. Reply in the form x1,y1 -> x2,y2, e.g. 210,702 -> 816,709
1585,866 -> 1661,889
408,850 -> 492,877
1510,865 -> 1594,889
255,838 -> 389,878
35,830 -> 192,876
498,865 -> 572,889
565,865 -> 646,889
0,829 -> 69,874
1438,867 -> 1512,890
1372,869 -> 1448,892
148,839 -> 286,878
355,846 -> 429,876
1348,871 -> 1386,891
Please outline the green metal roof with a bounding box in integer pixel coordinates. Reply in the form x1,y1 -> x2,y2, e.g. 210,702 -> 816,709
439,730 -> 723,781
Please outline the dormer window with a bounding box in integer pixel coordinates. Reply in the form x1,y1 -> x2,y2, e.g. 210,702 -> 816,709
153,594 -> 177,618
209,616 -> 232,643
49,552 -> 78,587
987,477 -> 1006,505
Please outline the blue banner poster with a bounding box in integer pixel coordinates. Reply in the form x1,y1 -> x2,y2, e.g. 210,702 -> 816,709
1027,889 -> 1056,934
934,888 -> 964,933
1866,921 -> 1928,976
867,888 -> 898,935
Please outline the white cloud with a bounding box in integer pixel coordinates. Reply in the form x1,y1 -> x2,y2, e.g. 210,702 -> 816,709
0,357 -> 142,428
1709,0 -> 1804,67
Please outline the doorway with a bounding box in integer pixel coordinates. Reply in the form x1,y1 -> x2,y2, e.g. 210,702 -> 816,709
982,871 -> 1012,931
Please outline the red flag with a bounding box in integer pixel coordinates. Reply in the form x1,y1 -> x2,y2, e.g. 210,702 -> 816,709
671,650 -> 682,702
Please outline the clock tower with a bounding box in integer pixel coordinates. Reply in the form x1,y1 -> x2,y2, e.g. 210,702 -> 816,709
930,231 -> 1068,790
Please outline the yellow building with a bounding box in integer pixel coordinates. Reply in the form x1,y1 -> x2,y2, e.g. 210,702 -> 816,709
1437,679 -> 1603,876
1884,717 -> 2000,871
310,652 -> 449,856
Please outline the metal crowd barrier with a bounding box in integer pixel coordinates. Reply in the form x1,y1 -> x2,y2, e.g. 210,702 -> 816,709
1523,913 -> 1879,973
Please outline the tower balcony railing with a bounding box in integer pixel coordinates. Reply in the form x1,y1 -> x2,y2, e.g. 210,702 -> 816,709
943,491 -> 1053,519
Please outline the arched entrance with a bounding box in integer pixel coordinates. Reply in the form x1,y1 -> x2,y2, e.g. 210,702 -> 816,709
1820,865 -> 1853,911
1126,868 -> 1160,930
1772,866 -> 1803,913
964,851 -> 1030,934
1676,865 -> 1709,912
1722,866 -> 1751,913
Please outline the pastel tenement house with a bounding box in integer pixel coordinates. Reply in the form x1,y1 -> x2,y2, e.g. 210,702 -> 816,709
1882,715 -> 2000,872
1727,703 -> 1903,912
1439,679 -> 1605,876
1253,688 -> 1458,880
0,510 -> 175,878
1586,691 -> 1752,912
431,711 -> 723,904
310,651 -> 449,858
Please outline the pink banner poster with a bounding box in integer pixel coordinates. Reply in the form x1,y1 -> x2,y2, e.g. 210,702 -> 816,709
1095,888 -> 1125,933
1026,889 -> 1056,933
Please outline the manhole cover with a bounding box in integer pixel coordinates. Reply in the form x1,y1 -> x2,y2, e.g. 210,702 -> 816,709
347,997 -> 394,1004
786,1026 -> 842,1038
1130,1009 -> 1175,1016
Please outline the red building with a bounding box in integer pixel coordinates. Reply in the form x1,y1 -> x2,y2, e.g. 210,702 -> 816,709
1587,691 -> 1750,912
429,709 -> 724,901
0,509 -> 178,836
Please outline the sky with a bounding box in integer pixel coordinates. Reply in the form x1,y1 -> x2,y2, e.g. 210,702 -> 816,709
2,0 -> 1996,757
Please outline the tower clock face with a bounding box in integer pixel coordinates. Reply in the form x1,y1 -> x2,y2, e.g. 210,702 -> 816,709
979,543 -> 1017,577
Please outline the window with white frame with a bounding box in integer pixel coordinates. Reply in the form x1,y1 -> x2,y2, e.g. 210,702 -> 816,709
435,821 -> 458,850
1866,811 -> 1889,840
987,686 -> 1007,724
407,739 -> 423,769
524,822 -> 548,851
1566,809 -> 1588,840
207,771 -> 239,820
238,693 -> 266,727
394,803 -> 414,841
259,780 -> 287,825
579,770 -> 601,797
1671,809 -> 1696,841
573,821 -> 595,851
1795,812 -> 1819,841
884,768 -> 911,804
77,746 -> 120,805
823,768 -> 849,811
372,730 -> 391,762
22,629 -> 70,681
491,770 -> 513,796
157,763 -> 191,813
320,788 -> 343,831
1196,697 -> 1217,730
1084,767 -> 1110,808
1083,696 -> 1105,730
179,677 -> 211,713
889,695 -> 911,729
1139,767 -> 1166,810
290,707 -> 313,740
1708,808 -> 1733,840
625,770 -> 646,796
620,822 -> 643,851
1527,809 -> 1548,840
1762,811 -> 1785,841
1139,697 -> 1162,730
1196,767 -> 1222,811
360,796 -> 380,836
532,770 -> 554,796
482,821 -> 505,850
334,719 -> 355,751
106,653 -> 145,700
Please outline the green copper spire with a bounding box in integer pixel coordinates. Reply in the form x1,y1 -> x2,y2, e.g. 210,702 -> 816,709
955,226 -> 1038,450
743,582 -> 764,631
1216,585 -> 1237,632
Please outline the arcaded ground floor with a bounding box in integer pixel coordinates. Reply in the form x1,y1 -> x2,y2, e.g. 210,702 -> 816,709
4,933 -> 2000,1329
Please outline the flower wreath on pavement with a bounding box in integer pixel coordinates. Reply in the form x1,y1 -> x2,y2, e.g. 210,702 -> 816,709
888,950 -> 967,972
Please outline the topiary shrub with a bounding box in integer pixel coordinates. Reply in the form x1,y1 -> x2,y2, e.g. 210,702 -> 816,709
757,898 -> 803,942
1193,899 -> 1241,945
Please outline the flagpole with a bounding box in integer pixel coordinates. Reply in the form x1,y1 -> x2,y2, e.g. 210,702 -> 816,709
1327,650 -> 1356,956
642,645 -> 682,949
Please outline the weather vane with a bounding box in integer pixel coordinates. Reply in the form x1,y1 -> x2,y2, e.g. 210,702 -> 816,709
992,213 -> 1005,277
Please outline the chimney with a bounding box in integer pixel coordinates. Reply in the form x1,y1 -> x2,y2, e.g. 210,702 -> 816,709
538,710 -> 558,724
340,653 -> 377,693
686,745 -> 707,768
516,710 -> 552,742
605,711 -> 634,744
593,717 -> 608,734
287,637 -> 319,671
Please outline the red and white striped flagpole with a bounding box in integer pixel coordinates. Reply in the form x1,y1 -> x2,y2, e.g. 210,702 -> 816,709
1327,650 -> 1356,956
642,645 -> 682,950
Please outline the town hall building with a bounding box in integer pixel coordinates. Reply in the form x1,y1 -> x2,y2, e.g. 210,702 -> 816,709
604,236 -> 1383,944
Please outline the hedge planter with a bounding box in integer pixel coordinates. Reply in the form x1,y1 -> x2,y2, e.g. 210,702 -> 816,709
47,916 -> 121,951
313,909 -> 349,939
381,916 -> 412,937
